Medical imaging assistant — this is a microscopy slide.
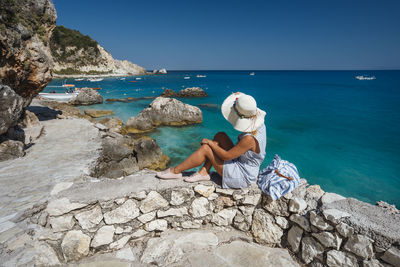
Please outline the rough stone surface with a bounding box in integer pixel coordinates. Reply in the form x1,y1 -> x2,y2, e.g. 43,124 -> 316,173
321,192 -> 346,205
211,209 -> 237,226
322,208 -> 351,224
312,232 -> 342,250
46,198 -> 88,216
134,136 -> 169,170
104,199 -> 139,224
289,197 -> 307,213
275,216 -> 289,229
0,140 -> 25,161
326,250 -> 359,267
61,230 -> 91,262
287,225 -> 303,253
290,214 -> 311,232
75,205 -> 103,230
49,214 -> 75,232
69,88 -> 103,105
336,222 -> 354,238
189,197 -> 211,218
91,225 -> 115,248
34,241 -> 61,266
310,211 -> 334,231
181,220 -> 202,229
144,219 -> 168,232
344,234 -> 374,259
140,191 -> 169,213
126,97 -> 202,132
157,207 -> 188,218
301,237 -> 324,264
251,209 -> 283,245
138,211 -> 156,223
170,187 -> 194,206
363,259 -> 385,267
242,193 -> 261,206
194,184 -> 215,197
381,246 -> 400,267
84,109 -> 114,118
262,196 -> 289,217
0,85 -> 25,136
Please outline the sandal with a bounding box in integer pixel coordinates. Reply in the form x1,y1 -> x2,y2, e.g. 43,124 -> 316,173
184,172 -> 211,182
156,168 -> 182,179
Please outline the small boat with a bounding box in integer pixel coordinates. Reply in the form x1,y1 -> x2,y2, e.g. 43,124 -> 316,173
355,75 -> 376,80
88,78 -> 103,82
120,77 -> 126,80
62,84 -> 75,87
38,92 -> 79,101
136,77 -> 142,80
129,80 -> 137,83
184,76 -> 190,80
249,72 -> 255,76
196,75 -> 207,78
75,78 -> 84,81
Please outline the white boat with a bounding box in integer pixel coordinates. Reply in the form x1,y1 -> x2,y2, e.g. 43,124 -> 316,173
136,77 -> 142,80
74,78 -> 84,81
88,78 -> 103,82
184,76 -> 190,79
196,75 -> 207,78
355,75 -> 376,80
249,72 -> 255,76
38,92 -> 79,101
120,77 -> 126,80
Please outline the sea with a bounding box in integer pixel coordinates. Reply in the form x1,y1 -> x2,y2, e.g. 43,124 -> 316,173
44,70 -> 400,207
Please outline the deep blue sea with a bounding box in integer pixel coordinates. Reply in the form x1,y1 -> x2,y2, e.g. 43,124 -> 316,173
44,70 -> 400,207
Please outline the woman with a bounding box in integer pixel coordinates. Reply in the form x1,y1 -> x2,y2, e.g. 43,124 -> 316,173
156,92 -> 267,189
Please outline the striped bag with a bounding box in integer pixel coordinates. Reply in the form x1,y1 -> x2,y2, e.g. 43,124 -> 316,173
257,154 -> 300,200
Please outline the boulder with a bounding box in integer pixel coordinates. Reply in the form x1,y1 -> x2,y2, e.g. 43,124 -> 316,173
176,87 -> 207,97
99,117 -> 123,133
170,188 -> 195,206
84,109 -> 114,118
381,246 -> 400,267
69,88 -> 103,105
344,234 -> 374,259
0,85 -> 25,136
301,237 -> 324,264
251,209 -> 283,245
140,191 -> 169,213
326,250 -> 359,267
91,225 -> 115,248
287,225 -> 303,253
74,205 -> 103,230
49,214 -> 75,232
134,136 -> 170,170
161,88 -> 176,97
189,197 -> 211,218
103,199 -> 140,224
0,140 -> 25,161
61,230 -> 91,262
125,97 -> 202,132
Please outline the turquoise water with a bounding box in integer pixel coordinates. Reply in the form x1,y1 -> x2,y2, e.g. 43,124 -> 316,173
45,70 -> 400,206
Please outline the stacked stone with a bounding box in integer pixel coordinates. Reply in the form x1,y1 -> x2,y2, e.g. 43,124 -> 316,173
34,180 -> 399,266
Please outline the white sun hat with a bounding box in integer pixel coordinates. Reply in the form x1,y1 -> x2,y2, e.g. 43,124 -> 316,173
221,92 -> 266,132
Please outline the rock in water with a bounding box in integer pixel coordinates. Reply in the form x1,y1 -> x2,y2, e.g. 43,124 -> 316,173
176,87 -> 207,97
69,88 -> 103,105
0,140 -> 25,161
0,0 -> 56,134
126,97 -> 202,132
84,109 -> 114,118
161,89 -> 177,97
134,136 -> 170,170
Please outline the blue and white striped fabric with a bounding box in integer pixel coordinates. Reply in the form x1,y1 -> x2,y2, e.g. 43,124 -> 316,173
257,154 -> 300,200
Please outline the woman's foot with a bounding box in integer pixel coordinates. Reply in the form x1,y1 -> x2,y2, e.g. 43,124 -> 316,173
156,168 -> 182,179
184,172 -> 211,182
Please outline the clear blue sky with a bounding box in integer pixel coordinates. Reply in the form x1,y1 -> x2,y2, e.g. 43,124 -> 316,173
53,0 -> 400,70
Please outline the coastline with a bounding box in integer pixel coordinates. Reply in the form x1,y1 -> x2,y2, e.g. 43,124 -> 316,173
52,72 -> 154,79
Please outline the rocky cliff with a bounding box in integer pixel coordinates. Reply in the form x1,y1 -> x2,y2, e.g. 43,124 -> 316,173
0,0 -> 57,135
50,26 -> 146,76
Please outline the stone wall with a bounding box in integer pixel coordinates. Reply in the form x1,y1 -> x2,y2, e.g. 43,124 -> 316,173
29,177 -> 400,266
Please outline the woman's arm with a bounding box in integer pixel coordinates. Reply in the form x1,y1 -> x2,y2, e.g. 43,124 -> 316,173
202,136 -> 255,161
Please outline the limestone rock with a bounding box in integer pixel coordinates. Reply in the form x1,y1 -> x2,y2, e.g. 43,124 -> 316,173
189,197 -> 211,218
0,85 -> 25,135
144,219 -> 168,232
170,187 -> 195,206
211,209 -> 237,226
181,220 -> 202,229
287,225 -> 303,253
46,198 -> 88,216
99,117 -> 123,133
242,193 -> 261,206
84,109 -> 114,118
251,209 -> 283,245
363,259 -> 385,267
275,216 -> 289,229
0,140 -> 25,161
310,211 -> 333,231
69,88 -> 103,105
233,206 -> 254,231
126,97 -> 202,132
134,136 -> 170,170
326,250 -> 359,267
74,205 -> 103,230
215,188 -> 235,195
381,246 -> 400,267
61,230 -> 91,262
312,232 -> 342,250
289,197 -> 307,213
131,229 -> 149,239
109,235 -> 132,250
301,237 -> 324,264
321,192 -> 346,205
336,222 -> 354,238
91,225 -> 115,248
215,196 -> 235,212
161,88 -> 176,97
115,247 -> 136,261
176,87 -> 207,97
104,199 -> 139,224
344,234 -> 374,259
322,208 -> 351,224
140,191 -> 169,213
34,242 -> 60,266
289,214 -> 311,232
138,211 -> 156,223
262,196 -> 289,217
130,190 -> 147,200
49,214 -> 75,232
194,184 -> 215,197
50,182 -> 74,196
157,207 -> 188,218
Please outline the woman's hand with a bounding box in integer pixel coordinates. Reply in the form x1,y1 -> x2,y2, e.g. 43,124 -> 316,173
201,138 -> 218,146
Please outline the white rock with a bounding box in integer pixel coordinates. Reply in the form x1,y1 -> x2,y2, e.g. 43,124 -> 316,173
275,216 -> 289,229
46,198 -> 88,216
137,211 -> 156,223
211,209 -> 237,226
116,247 -> 135,261
94,123 -> 107,131
287,225 -> 303,253
363,259 -> 384,267
309,211 -> 333,231
49,214 -> 75,232
104,199 -> 139,224
326,250 -> 359,267
194,184 -> 215,197
122,226 -> 132,233
263,198 -> 289,216
34,242 -> 60,266
301,237 -> 324,264
130,190 -> 147,200
381,246 -> 400,267
312,232 -> 342,250
157,207 -> 188,218
181,220 -> 202,229
215,188 -> 235,195
115,227 -> 123,234
131,229 -> 148,239
251,209 -> 283,245
289,197 -> 307,213
189,197 -> 211,218
114,197 -> 126,205
289,214 -> 311,232
74,205 -> 103,230
336,222 -> 354,238
170,188 -> 195,206
144,219 -> 168,232
61,230 -> 91,262
91,225 -> 115,248
321,192 -> 346,205
242,194 -> 261,206
322,208 -> 351,224
50,182 -> 73,196
110,235 -> 131,250
344,234 -> 374,259
140,191 -> 169,213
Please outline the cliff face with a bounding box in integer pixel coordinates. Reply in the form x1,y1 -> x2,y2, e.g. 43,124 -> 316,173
50,26 -> 146,76
0,0 -> 57,135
